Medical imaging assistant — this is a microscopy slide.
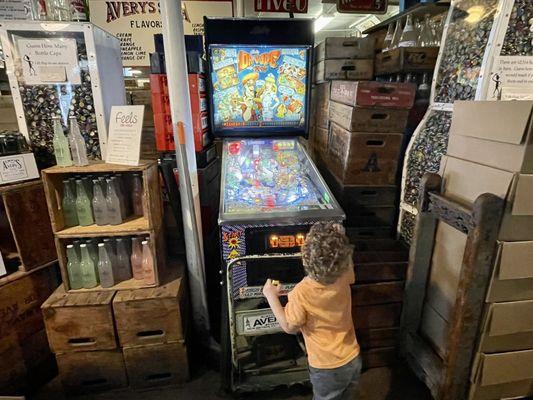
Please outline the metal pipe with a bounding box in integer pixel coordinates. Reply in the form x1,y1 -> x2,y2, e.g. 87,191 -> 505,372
160,0 -> 211,341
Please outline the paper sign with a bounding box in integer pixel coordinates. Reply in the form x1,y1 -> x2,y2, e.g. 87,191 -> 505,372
106,105 -> 145,166
0,153 -> 39,184
0,0 -> 33,20
16,38 -> 81,85
487,56 -> 533,101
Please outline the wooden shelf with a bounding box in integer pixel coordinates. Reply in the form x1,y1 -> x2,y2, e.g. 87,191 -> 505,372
43,160 -> 153,174
64,277 -> 157,292
55,216 -> 150,238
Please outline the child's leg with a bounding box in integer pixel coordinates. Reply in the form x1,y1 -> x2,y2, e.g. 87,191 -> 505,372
341,356 -> 362,400
309,356 -> 362,400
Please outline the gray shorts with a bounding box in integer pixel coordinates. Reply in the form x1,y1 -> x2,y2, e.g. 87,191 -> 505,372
309,356 -> 362,400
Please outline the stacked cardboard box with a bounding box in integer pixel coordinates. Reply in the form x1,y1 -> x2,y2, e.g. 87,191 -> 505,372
420,101 -> 533,400
42,263 -> 189,395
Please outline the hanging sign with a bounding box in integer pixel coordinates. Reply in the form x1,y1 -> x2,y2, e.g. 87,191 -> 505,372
336,0 -> 387,14
89,0 -> 233,67
254,0 -> 308,13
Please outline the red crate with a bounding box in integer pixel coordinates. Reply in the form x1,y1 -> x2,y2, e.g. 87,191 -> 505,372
189,74 -> 206,96
150,74 -> 168,95
151,92 -> 171,115
330,81 -> 416,109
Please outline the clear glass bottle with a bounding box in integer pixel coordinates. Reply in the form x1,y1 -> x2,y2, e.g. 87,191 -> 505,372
418,14 -> 435,47
68,116 -> 89,166
85,238 -> 100,284
66,244 -> 83,289
92,179 -> 108,226
75,179 -> 94,226
106,179 -> 123,225
141,240 -> 155,285
52,115 -> 72,167
111,176 -> 127,220
115,237 -> 132,282
97,243 -> 115,288
80,243 -> 98,288
131,174 -> 144,217
382,23 -> 394,52
390,20 -> 402,50
73,239 -> 82,258
62,179 -> 78,227
399,14 -> 418,47
131,237 -> 144,280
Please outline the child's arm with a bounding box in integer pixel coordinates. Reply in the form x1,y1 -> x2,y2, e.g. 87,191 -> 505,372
263,279 -> 301,335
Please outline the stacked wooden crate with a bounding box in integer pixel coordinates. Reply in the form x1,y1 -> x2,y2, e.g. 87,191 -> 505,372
42,262 -> 188,395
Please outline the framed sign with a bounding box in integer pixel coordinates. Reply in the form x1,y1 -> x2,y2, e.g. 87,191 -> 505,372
337,0 -> 387,14
254,0 -> 308,13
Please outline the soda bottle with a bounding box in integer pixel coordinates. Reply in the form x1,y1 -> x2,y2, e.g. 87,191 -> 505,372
75,179 -> 94,226
382,23 -> 394,52
62,179 -> 78,227
141,239 -> 155,285
131,237 -> 144,280
79,244 -> 98,288
97,243 -> 115,288
92,179 -> 108,226
111,176 -> 128,220
66,244 -> 83,289
115,237 -> 132,282
131,173 -> 144,217
68,116 -> 89,166
106,179 -> 123,225
390,20 -> 402,50
52,115 -> 73,167
399,15 -> 418,47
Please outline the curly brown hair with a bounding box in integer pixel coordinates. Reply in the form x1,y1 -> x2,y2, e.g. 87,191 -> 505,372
302,222 -> 353,284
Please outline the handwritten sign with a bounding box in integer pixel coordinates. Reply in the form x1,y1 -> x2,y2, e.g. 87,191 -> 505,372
106,106 -> 145,166
488,56 -> 533,101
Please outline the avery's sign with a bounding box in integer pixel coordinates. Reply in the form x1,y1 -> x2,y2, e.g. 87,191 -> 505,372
254,0 -> 308,13
336,0 -> 387,14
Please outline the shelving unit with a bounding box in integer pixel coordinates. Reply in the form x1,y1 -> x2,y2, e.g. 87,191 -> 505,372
42,160 -> 165,292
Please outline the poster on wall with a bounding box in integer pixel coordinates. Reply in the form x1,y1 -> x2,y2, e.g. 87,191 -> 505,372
89,0 -> 233,67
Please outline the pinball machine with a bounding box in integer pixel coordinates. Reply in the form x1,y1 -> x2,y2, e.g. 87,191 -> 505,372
204,17 -> 345,392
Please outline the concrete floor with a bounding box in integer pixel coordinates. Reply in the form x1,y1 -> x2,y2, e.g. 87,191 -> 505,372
33,363 -> 432,400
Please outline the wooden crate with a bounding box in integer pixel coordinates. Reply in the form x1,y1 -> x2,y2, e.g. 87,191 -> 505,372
362,346 -> 397,369
0,180 -> 56,272
352,282 -> 405,306
41,161 -> 162,235
354,303 -> 402,330
357,327 -> 399,350
123,342 -> 189,389
113,262 -> 187,348
41,161 -> 165,292
42,286 -> 117,353
56,350 -> 128,395
353,239 -> 409,283
375,47 -> 439,76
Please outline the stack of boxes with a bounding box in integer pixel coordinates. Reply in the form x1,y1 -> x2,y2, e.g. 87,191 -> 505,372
422,101 -> 533,400
41,264 -> 188,395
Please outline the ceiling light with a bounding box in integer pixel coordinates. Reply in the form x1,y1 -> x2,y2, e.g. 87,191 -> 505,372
465,5 -> 485,24
314,15 -> 334,33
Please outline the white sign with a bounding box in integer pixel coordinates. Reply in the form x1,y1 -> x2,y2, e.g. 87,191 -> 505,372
89,0 -> 233,67
0,153 -> 39,184
242,312 -> 280,334
487,57 -> 533,101
16,38 -> 80,85
106,105 -> 145,166
0,0 -> 32,20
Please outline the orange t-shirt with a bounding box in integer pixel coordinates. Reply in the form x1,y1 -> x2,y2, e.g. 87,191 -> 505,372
285,269 -> 360,369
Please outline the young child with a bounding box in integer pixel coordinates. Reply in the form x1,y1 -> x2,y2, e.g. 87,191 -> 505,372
263,222 -> 360,400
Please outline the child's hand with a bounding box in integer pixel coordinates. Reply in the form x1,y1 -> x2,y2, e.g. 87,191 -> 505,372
263,279 -> 283,299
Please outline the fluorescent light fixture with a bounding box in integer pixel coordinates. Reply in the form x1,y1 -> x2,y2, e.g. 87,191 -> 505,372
130,69 -> 142,75
315,15 -> 334,33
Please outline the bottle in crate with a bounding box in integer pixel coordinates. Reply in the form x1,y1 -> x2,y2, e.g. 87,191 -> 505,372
76,179 -> 94,226
62,179 -> 79,227
68,116 -> 89,166
131,237 -> 144,280
92,179 -> 109,226
132,173 -> 143,217
66,244 -> 83,289
115,238 -> 132,282
98,243 -> 115,288
80,243 -> 98,288
105,178 -> 122,225
52,116 -> 73,167
142,239 -> 155,285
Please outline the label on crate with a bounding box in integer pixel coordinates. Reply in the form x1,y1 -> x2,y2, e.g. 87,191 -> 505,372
16,38 -> 81,85
106,105 -> 145,165
242,311 -> 280,333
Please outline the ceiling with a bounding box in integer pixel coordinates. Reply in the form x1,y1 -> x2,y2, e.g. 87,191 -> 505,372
241,0 -> 400,42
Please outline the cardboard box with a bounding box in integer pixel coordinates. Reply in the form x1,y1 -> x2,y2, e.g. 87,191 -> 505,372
447,101 -> 533,173
314,37 -> 375,62
469,350 -> 533,400
327,123 -> 402,185
329,101 -> 409,133
478,299 -> 533,353
487,241 -> 533,302
440,155 -> 533,241
0,153 -> 39,185
314,59 -> 374,83
330,81 -> 416,109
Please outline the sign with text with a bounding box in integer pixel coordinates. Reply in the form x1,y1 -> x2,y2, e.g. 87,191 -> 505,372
487,56 -> 533,101
254,0 -> 308,13
0,153 -> 39,185
89,0 -> 233,67
106,106 -> 145,166
336,0 -> 387,14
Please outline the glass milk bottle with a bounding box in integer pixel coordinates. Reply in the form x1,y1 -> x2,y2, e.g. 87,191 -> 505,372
141,240 -> 155,285
52,115 -> 72,167
115,237 -> 132,282
79,244 -> 98,288
68,116 -> 89,166
75,179 -> 94,226
66,244 -> 83,289
131,237 -> 144,280
131,173 -> 144,217
92,179 -> 108,226
62,179 -> 78,227
97,243 -> 115,288
106,179 -> 123,225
